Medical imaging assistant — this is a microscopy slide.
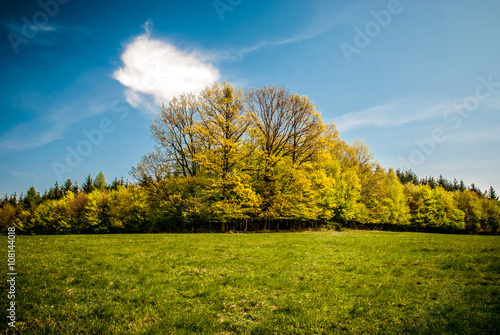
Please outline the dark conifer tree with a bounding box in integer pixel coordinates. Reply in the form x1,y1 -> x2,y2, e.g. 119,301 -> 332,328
63,179 -> 73,194
72,181 -> 79,194
82,174 -> 95,193
488,186 -> 498,200
470,184 -> 482,196
459,180 -> 466,192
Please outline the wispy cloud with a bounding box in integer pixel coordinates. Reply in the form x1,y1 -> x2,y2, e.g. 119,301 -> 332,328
0,69 -> 117,152
482,93 -> 500,111
333,88 -> 500,133
230,12 -> 347,59
0,102 -> 107,152
113,32 -> 220,113
4,22 -> 91,48
10,171 -> 38,180
331,99 -> 453,133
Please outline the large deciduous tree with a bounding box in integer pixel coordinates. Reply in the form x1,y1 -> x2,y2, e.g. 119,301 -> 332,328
246,86 -> 324,227
151,93 -> 199,177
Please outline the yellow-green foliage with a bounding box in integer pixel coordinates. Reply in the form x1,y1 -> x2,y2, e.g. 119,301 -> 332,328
4,83 -> 500,235
31,192 -> 74,233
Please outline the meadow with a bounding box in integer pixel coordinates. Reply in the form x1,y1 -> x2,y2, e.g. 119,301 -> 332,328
1,230 -> 499,334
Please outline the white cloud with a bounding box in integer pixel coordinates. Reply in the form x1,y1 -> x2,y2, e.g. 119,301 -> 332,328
232,13 -> 347,59
333,90 -> 500,133
331,99 -> 453,133
4,22 -> 91,48
0,102 -> 105,152
10,171 -> 38,180
0,69 -> 119,152
482,92 -> 500,110
113,34 -> 220,113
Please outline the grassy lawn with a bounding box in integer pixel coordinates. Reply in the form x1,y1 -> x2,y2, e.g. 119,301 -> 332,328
1,230 -> 499,334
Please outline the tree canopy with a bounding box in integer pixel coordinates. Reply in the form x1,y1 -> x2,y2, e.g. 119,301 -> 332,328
1,82 -> 499,235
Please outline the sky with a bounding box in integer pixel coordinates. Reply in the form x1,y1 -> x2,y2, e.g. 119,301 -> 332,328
1,0 -> 499,197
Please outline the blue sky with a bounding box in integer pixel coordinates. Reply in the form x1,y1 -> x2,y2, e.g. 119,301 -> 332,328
1,0 -> 499,197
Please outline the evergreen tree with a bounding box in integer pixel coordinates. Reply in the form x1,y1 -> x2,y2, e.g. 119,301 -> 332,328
488,186 -> 498,200
23,186 -> 40,209
111,177 -> 121,190
82,174 -> 95,193
62,179 -> 73,194
54,181 -> 62,199
459,180 -> 466,192
9,193 -> 17,206
452,178 -> 459,191
437,175 -> 452,191
396,169 -> 419,185
470,183 -> 482,196
72,181 -> 79,194
94,171 -> 107,190
0,195 -> 7,208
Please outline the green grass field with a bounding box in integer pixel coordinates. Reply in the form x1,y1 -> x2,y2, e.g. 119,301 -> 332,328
1,231 -> 499,334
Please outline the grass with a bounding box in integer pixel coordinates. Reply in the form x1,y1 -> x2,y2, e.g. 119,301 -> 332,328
1,230 -> 499,334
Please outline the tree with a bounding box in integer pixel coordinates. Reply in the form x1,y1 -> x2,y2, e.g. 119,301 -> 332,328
421,176 -> 437,188
378,168 -> 410,226
62,179 -> 73,195
82,174 -> 95,193
84,189 -> 110,233
55,181 -> 62,199
68,192 -> 89,231
452,178 -> 460,191
189,82 -> 254,231
247,85 -> 324,166
287,94 -> 324,165
488,186 -> 498,200
23,186 -> 40,209
459,180 -> 466,192
72,181 -> 79,194
396,169 -> 419,185
196,82 -> 252,199
360,164 -> 389,224
111,177 -> 125,190
455,190 -> 484,233
246,86 -> 324,226
94,171 -> 107,190
130,149 -> 170,185
0,204 -> 20,232
9,193 -> 17,206
481,197 -> 500,233
469,183 -> 482,196
31,194 -> 73,234
107,185 -> 149,232
438,175 -> 452,191
151,93 -> 199,177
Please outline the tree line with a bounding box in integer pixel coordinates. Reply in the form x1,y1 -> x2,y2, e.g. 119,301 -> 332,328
1,82 -> 499,235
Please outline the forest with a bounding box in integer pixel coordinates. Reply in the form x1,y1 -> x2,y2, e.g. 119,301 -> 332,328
1,82 -> 499,235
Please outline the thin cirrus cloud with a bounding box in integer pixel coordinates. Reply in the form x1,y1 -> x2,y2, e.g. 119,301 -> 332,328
113,33 -> 220,113
331,99 -> 456,133
10,171 -> 38,180
0,101 -> 109,152
333,89 -> 500,133
0,69 -> 116,152
4,22 -> 91,48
